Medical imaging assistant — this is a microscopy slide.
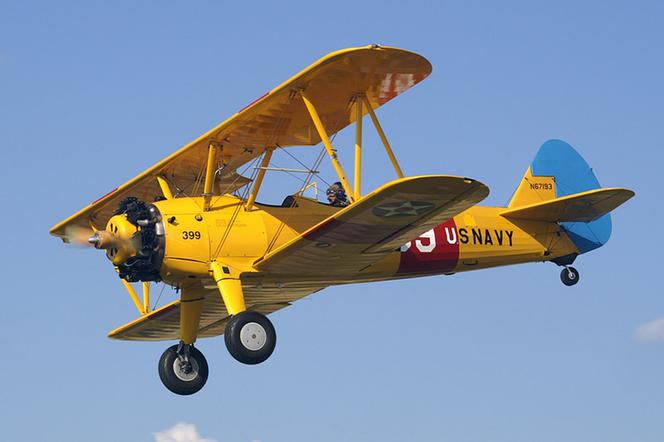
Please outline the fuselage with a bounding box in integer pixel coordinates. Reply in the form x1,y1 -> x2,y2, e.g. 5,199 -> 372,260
151,194 -> 579,288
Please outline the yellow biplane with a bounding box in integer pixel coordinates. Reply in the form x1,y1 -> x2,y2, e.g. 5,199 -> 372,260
50,45 -> 634,395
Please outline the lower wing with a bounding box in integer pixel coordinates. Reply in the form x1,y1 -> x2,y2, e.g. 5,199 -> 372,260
108,283 -> 325,341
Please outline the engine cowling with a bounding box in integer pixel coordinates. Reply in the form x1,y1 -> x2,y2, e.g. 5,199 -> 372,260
89,197 -> 165,282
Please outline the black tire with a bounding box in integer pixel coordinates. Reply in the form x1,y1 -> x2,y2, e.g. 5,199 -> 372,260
224,311 -> 276,365
560,267 -> 580,286
158,344 -> 208,395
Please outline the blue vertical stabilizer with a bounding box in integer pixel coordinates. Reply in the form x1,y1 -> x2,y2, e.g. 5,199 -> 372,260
531,139 -> 611,253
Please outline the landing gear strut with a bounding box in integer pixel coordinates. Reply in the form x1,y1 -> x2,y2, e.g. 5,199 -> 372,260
225,311 -> 277,365
158,342 -> 208,395
210,263 -> 276,364
560,266 -> 580,286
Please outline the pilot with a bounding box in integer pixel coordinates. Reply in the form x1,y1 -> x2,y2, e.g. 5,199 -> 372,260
326,182 -> 349,207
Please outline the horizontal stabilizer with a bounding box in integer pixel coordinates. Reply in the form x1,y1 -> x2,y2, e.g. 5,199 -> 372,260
500,188 -> 634,222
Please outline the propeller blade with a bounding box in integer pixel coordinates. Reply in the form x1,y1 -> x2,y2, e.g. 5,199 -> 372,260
63,226 -> 95,247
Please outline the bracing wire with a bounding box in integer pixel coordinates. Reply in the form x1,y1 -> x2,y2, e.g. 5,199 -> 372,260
262,108 -> 348,255
152,282 -> 167,311
211,155 -> 263,257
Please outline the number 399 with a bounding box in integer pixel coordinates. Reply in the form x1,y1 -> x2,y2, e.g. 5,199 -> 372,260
182,231 -> 201,240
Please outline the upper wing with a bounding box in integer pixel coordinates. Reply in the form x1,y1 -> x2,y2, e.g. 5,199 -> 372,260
50,45 -> 432,239
500,188 -> 634,222
253,176 -> 489,277
108,283 -> 325,341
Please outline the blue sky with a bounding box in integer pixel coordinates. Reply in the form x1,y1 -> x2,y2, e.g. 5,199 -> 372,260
1,1 -> 662,441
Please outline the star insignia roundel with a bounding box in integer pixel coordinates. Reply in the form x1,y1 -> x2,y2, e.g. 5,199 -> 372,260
372,200 -> 435,218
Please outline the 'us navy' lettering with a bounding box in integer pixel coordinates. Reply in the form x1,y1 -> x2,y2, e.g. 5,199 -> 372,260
402,226 -> 513,254
458,227 -> 513,246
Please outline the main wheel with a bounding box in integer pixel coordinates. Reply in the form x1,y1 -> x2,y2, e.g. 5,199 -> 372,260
225,311 -> 276,365
560,266 -> 580,286
158,344 -> 209,395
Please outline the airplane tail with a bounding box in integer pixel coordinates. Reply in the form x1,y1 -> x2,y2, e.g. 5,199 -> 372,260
506,139 -> 634,255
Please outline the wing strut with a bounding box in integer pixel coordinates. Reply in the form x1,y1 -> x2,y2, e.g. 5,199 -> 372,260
299,91 -> 407,205
203,142 -> 220,211
354,97 -> 363,200
362,95 -> 404,179
121,279 -> 152,315
245,148 -> 274,211
156,176 -> 174,199
300,91 -> 356,204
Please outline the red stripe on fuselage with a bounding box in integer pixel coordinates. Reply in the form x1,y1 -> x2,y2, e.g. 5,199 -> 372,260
397,218 -> 459,275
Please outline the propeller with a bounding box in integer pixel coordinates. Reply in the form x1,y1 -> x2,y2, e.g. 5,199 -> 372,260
63,225 -> 96,248
63,226 -> 137,258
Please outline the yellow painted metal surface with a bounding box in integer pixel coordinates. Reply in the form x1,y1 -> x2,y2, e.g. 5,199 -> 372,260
121,279 -> 146,315
453,206 -> 558,270
206,198 -> 268,261
142,282 -> 150,314
202,143 -> 219,211
354,98 -> 363,200
108,283 -> 324,341
508,166 -> 556,207
211,261 -> 246,315
257,195 -> 337,253
156,176 -> 173,200
105,214 -> 138,265
245,148 -> 274,211
501,187 -> 635,222
179,287 -> 205,344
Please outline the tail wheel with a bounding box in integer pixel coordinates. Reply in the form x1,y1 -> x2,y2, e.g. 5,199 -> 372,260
158,344 -> 208,395
225,311 -> 276,365
560,266 -> 580,286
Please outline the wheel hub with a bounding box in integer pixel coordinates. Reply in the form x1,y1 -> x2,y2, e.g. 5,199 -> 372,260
239,322 -> 267,351
173,357 -> 200,382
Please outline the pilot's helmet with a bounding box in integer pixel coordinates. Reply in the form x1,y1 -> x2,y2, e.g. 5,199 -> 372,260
326,182 -> 347,202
